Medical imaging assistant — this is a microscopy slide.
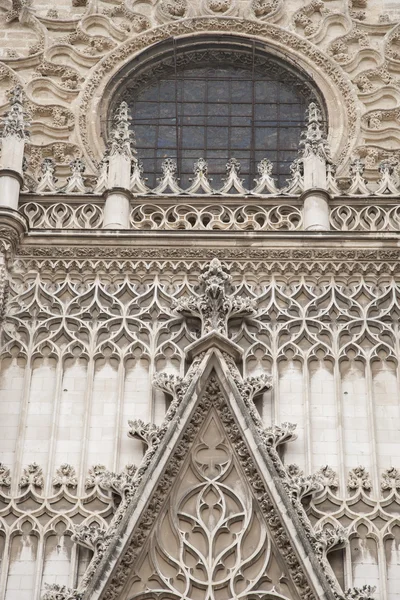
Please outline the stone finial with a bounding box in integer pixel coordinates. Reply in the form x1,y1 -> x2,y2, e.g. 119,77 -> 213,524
93,156 -> 109,194
153,372 -> 186,400
375,160 -> 399,195
154,158 -> 182,194
282,158 -> 304,195
109,101 -> 135,158
252,158 -> 279,195
36,158 -> 58,193
19,462 -> 44,489
263,422 -> 297,448
381,467 -> 400,492
347,466 -> 372,493
129,158 -> 149,194
316,465 -> 339,492
220,158 -> 248,194
314,524 -> 348,555
347,158 -> 370,195
2,85 -> 30,140
53,463 -> 78,489
344,585 -> 376,600
0,462 -> 11,487
85,464 -> 110,490
100,464 -> 138,500
240,374 -> 273,401
300,102 -> 330,162
326,163 -> 341,196
285,463 -> 324,500
172,258 -> 256,338
71,522 -> 110,556
42,583 -> 82,600
186,158 -> 214,194
64,158 -> 86,194
128,419 -> 160,451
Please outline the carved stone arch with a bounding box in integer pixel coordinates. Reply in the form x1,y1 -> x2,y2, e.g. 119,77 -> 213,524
78,17 -> 360,173
77,348 -> 341,600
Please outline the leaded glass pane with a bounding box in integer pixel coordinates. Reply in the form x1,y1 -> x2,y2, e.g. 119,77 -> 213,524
111,48 -> 323,188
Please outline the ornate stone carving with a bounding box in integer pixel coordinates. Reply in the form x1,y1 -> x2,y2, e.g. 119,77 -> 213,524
19,462 -> 44,489
128,419 -> 161,451
85,464 -> 109,490
264,422 -> 297,448
285,464 -> 324,500
301,102 -> 331,162
344,585 -> 377,600
381,467 -> 400,491
314,524 -> 348,555
72,522 -> 111,556
36,158 -> 58,194
42,583 -> 82,600
347,466 -> 372,492
64,158 -> 87,194
153,158 -> 182,194
316,465 -> 339,492
219,158 -> 248,194
239,373 -> 272,401
347,159 -> 370,195
153,372 -> 186,399
86,376 -> 336,600
186,158 -> 214,194
0,463 -> 11,487
251,0 -> 280,17
283,159 -> 304,195
172,258 -> 256,337
52,464 -> 78,489
251,158 -> 279,194
2,85 -> 29,140
109,102 -> 135,158
375,161 -> 399,196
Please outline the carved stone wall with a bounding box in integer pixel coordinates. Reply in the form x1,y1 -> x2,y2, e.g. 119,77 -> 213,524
0,256 -> 399,599
0,1 -> 400,600
0,0 -> 399,184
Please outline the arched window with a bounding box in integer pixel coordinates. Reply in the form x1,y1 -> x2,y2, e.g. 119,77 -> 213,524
107,39 -> 325,189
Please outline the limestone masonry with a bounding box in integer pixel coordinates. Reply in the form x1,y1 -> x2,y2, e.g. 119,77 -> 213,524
0,1 -> 400,600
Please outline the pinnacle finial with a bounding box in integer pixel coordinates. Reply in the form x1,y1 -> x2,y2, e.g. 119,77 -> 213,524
109,101 -> 136,158
300,101 -> 330,162
2,84 -> 30,140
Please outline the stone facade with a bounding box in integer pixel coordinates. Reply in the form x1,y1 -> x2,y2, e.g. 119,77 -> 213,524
0,1 -> 400,600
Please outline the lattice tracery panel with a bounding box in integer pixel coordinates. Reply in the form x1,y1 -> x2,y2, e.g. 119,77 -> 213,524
1,262 -> 400,599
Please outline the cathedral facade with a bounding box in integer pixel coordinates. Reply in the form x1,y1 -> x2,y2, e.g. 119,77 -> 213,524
0,0 -> 400,599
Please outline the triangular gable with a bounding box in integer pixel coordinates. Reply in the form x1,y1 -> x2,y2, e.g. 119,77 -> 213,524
76,349 -> 340,600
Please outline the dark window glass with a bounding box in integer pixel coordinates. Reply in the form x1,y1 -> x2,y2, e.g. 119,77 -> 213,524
112,50 -> 323,188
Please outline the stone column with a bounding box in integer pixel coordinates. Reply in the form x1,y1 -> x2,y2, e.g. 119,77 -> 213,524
103,102 -> 134,229
301,103 -> 331,231
0,86 -> 29,211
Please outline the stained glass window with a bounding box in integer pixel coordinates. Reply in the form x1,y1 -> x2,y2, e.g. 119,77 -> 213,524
109,46 -> 324,189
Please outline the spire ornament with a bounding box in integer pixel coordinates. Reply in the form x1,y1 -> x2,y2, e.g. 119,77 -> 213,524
251,158 -> 279,195
300,102 -> 330,162
347,159 -> 370,195
93,155 -> 109,194
186,158 -> 214,194
130,158 -> 149,194
282,158 -> 304,195
153,158 -> 183,194
109,101 -> 135,158
375,160 -> 399,195
219,158 -> 248,194
64,158 -> 86,194
42,583 -> 82,600
2,85 -> 30,140
172,258 -> 256,339
36,158 -> 58,193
